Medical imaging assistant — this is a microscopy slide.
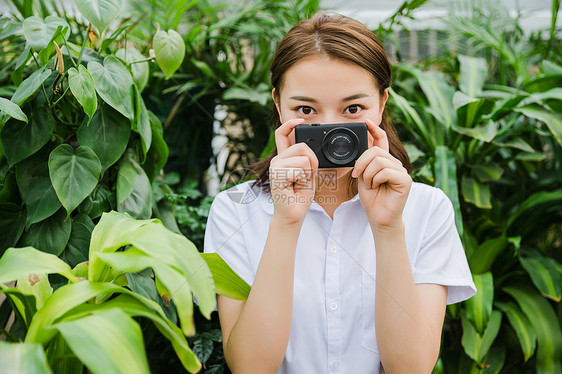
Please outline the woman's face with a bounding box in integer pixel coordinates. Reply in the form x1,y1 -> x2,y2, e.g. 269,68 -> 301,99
273,55 -> 388,181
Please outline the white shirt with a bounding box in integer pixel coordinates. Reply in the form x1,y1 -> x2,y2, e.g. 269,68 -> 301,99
204,180 -> 476,374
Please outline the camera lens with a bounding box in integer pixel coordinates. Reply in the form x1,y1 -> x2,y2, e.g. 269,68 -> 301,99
322,127 -> 360,165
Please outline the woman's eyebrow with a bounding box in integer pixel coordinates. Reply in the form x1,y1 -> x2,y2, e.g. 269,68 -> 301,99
342,93 -> 370,102
289,96 -> 317,103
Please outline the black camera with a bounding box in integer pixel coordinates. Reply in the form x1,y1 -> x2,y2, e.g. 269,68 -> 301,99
295,122 -> 368,168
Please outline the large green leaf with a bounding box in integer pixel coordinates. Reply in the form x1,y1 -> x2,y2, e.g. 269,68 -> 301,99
458,55 -> 487,97
148,111 -> 169,169
53,308 -> 150,374
507,189 -> 562,236
132,85 -> 152,160
76,105 -> 130,173
461,310 -> 502,364
77,184 -> 113,219
19,208 -> 72,256
471,164 -> 504,182
0,246 -> 75,284
153,29 -> 186,79
388,87 -> 434,149
61,219 -> 92,269
68,65 -> 97,125
461,177 -> 492,209
496,301 -> 537,362
11,66 -> 52,106
0,203 -> 26,253
467,236 -> 508,274
116,158 -> 152,219
115,47 -> 149,92
16,272 -> 52,310
0,97 -> 27,123
504,286 -> 562,374
464,272 -> 493,335
48,144 -> 101,217
73,0 -> 122,35
1,105 -> 55,167
24,174 -> 61,228
453,93 -> 496,132
22,16 -> 69,52
520,255 -> 561,302
88,56 -> 135,120
516,104 -> 562,146
202,253 -> 251,301
0,341 -> 53,374
434,146 -> 463,235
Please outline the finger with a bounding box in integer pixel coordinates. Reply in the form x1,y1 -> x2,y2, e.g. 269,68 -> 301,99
362,157 -> 405,188
275,118 -> 305,153
352,146 -> 401,178
365,118 -> 389,152
276,143 -> 319,176
271,156 -> 314,179
368,168 -> 411,190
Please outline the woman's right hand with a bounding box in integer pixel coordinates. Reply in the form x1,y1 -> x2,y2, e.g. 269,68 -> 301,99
269,118 -> 319,225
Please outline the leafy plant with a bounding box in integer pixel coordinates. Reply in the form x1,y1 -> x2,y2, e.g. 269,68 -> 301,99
0,211 -> 250,373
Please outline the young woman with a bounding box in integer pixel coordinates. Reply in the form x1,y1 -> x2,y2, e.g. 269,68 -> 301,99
204,13 -> 476,374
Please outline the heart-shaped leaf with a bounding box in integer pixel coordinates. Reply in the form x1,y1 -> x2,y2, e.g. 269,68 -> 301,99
116,158 -> 152,219
19,208 -> 72,256
74,0 -> 122,35
115,47 -> 149,92
88,56 -> 135,120
68,65 -> 97,125
22,16 -> 70,52
153,30 -> 185,79
48,145 -> 101,217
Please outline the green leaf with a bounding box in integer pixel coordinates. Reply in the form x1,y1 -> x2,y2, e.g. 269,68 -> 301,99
193,337 -> 214,364
452,120 -> 498,142
464,272 -> 493,334
516,104 -> 562,146
504,286 -> 562,374
148,111 -> 168,169
461,310 -> 502,364
0,341 -> 53,374
12,44 -> 32,87
61,220 -> 92,269
115,47 -> 149,92
49,144 -> 101,217
73,0 -> 122,35
0,286 -> 38,329
0,97 -> 27,123
461,177 -> 492,209
132,85 -> 151,161
507,189 -> 562,236
68,65 -> 97,126
453,92 -> 495,130
76,105 -> 130,173
153,29 -> 186,79
19,208 -> 72,256
88,56 -> 135,120
201,253 -> 250,301
388,87 -> 433,148
77,184 -> 113,219
16,272 -> 52,310
471,164 -> 504,182
434,146 -> 463,236
24,174 -> 62,228
520,255 -> 561,302
223,86 -> 269,106
22,16 -> 69,52
1,105 -> 55,167
11,66 -> 52,106
190,59 -> 215,79
53,308 -> 150,374
458,55 -> 487,97
496,301 -> 537,362
100,24 -> 130,53
0,246 -> 75,284
0,203 -> 26,253
468,236 -> 508,274
116,158 -> 152,219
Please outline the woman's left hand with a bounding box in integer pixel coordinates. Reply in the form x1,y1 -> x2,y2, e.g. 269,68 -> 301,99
352,119 -> 412,230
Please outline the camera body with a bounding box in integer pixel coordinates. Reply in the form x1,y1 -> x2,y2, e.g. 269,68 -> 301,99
295,122 -> 368,168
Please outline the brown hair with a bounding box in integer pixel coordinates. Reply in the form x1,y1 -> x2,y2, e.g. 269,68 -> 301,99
252,12 -> 411,194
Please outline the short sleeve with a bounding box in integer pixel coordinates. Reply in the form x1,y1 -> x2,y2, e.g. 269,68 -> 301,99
204,191 -> 254,286
412,188 -> 477,304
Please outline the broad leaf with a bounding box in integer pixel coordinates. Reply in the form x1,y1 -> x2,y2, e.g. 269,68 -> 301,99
1,105 -> 55,167
461,310 -> 502,364
0,203 -> 26,253
471,164 -> 504,182
53,308 -> 150,374
61,220 -> 92,269
148,111 -> 169,169
16,272 -> 52,310
88,56 -> 135,120
11,67 -> 52,106
202,253 -> 251,301
77,105 -> 130,173
520,255 -> 561,302
0,341 -> 53,374
68,65 -> 97,125
73,0 -> 122,35
507,189 -> 562,236
153,29 -> 185,79
0,97 -> 27,123
24,175 -> 62,228
505,286 -> 562,374
496,301 -> 537,362
116,158 -> 152,219
116,47 -> 149,92
434,146 -> 462,235
516,104 -> 562,146
22,16 -> 69,52
458,55 -> 487,97
19,208 -> 72,256
78,184 -> 113,219
132,85 -> 152,160
0,246 -> 75,284
468,236 -> 508,274
49,144 -> 101,217
452,120 -> 498,143
464,272 -> 493,334
461,177 -> 492,209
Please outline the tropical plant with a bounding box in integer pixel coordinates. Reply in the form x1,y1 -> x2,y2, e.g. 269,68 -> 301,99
0,211 -> 250,373
386,2 -> 562,371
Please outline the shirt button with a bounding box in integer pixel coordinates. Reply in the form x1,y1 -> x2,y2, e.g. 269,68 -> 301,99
329,302 -> 338,310
331,362 -> 341,371
330,245 -> 337,254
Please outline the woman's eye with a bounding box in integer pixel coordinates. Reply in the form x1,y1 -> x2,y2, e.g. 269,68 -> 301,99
345,105 -> 363,114
297,106 -> 316,115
